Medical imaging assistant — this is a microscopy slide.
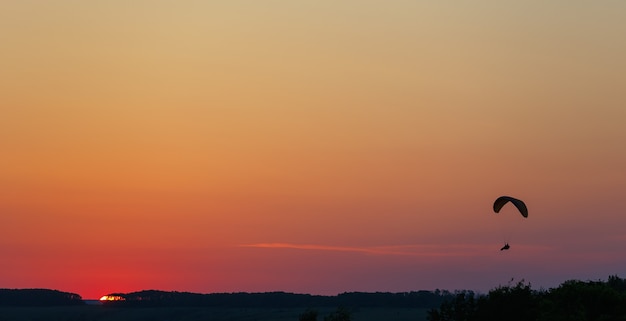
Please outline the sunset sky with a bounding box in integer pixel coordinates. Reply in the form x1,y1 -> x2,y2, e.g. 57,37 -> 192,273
2,1 -> 625,299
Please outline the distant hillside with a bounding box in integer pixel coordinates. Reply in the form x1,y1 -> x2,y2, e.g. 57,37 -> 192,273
0,289 -> 84,306
101,290 -> 454,309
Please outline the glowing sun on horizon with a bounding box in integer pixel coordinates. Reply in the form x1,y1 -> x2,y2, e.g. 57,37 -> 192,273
99,295 -> 125,301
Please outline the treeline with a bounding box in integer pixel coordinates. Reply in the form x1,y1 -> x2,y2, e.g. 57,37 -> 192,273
0,289 -> 84,306
103,290 -> 453,308
428,275 -> 626,321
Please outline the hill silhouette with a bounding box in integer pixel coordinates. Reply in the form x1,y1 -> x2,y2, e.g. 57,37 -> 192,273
100,290 -> 451,308
0,289 -> 84,306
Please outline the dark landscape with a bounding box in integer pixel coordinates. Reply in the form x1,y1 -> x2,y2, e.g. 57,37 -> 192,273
2,275 -> 625,321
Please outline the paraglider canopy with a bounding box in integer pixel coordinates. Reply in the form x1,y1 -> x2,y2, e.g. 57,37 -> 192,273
493,196 -> 528,218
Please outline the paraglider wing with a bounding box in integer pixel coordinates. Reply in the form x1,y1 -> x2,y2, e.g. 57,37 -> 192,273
493,196 -> 528,218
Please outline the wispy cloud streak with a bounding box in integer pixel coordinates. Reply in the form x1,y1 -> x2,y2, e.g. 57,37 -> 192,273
241,243 -> 494,257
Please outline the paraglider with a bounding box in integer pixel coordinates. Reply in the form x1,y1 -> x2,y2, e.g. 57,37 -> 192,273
493,196 -> 527,250
493,196 -> 528,218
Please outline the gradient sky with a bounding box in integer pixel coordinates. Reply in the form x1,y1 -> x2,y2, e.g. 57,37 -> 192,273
1,1 -> 625,299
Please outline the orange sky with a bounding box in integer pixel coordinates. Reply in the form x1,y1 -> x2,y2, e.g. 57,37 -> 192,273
2,1 -> 626,299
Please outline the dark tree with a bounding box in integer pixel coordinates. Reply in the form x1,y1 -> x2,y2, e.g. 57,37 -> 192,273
299,309 -> 319,321
474,281 -> 540,321
540,279 -> 626,321
427,291 -> 477,321
428,276 -> 626,321
324,307 -> 351,321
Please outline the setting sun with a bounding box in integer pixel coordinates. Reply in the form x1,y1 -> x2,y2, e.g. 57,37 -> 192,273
99,295 -> 125,302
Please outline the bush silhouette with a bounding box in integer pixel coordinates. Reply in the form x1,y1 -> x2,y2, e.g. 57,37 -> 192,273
299,309 -> 319,321
324,307 -> 351,321
428,276 -> 626,321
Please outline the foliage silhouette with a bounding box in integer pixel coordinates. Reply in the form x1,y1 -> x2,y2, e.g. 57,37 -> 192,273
539,279 -> 626,321
428,276 -> 626,321
426,290 -> 478,321
474,281 -> 540,321
299,309 -> 319,321
324,307 -> 351,321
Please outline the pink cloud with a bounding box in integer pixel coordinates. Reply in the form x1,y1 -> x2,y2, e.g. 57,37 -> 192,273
241,242 -> 514,257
